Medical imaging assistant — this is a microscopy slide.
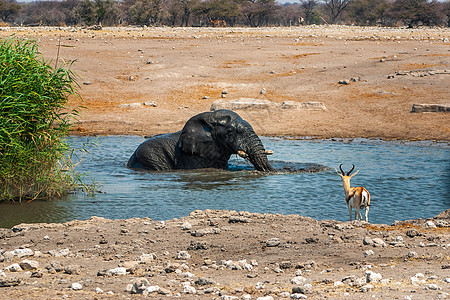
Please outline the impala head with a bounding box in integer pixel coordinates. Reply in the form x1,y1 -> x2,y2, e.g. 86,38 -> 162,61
336,164 -> 359,180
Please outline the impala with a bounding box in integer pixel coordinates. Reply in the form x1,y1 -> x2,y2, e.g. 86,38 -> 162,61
336,164 -> 371,222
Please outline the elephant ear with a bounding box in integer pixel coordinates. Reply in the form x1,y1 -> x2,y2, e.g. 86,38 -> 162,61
178,111 -> 232,158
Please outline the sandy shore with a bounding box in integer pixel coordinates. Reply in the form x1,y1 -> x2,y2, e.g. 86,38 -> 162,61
1,26 -> 448,140
0,209 -> 449,299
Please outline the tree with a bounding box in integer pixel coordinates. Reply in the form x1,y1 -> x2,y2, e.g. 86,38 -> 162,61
74,0 -> 97,25
128,0 -> 162,25
0,0 -> 21,23
300,0 -> 319,24
323,0 -> 351,24
386,0 -> 443,27
241,0 -> 278,27
347,0 -> 388,25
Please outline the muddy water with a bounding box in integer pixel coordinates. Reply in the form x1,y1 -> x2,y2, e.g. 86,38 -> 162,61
0,136 -> 448,228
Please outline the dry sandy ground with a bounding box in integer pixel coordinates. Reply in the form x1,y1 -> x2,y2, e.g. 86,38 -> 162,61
1,26 -> 449,140
0,210 -> 449,299
0,26 -> 449,299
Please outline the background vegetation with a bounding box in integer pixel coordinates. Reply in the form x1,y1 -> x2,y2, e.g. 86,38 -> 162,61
0,0 -> 449,28
0,38 -> 81,202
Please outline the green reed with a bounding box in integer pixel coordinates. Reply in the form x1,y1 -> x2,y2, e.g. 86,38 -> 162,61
0,37 -> 82,202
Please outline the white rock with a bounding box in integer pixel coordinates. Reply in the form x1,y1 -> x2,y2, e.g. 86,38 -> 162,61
256,281 -> 265,289
144,285 -> 160,293
281,101 -> 326,111
444,278 -> 450,283
96,287 -> 104,294
334,281 -> 344,286
295,270 -> 303,276
71,282 -> 82,290
108,267 -> 127,276
257,296 -> 273,300
407,251 -> 417,258
176,251 -> 191,260
425,283 -> 440,290
279,292 -> 290,298
364,250 -> 375,257
48,248 -> 70,257
182,222 -> 192,230
366,271 -> 382,283
6,263 -> 22,272
118,103 -> 142,109
211,98 -> 279,111
372,238 -> 386,247
360,284 -> 374,292
291,276 -> 308,285
183,284 -> 196,294
411,273 -> 426,285
19,260 -> 39,270
425,221 -> 437,228
221,296 -> 239,300
43,235 -> 50,240
10,248 -> 34,258
290,294 -> 308,299
139,253 -> 156,262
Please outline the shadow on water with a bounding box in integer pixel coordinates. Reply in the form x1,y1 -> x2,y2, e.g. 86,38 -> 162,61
0,136 -> 448,228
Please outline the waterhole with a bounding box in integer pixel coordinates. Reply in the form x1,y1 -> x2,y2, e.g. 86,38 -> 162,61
0,136 -> 448,228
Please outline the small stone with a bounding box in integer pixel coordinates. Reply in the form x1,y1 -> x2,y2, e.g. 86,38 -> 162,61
6,263 -> 22,272
338,79 -> 350,85
195,277 -> 215,286
108,267 -> 127,276
372,238 -> 386,247
96,287 -> 104,294
364,250 -> 375,257
182,283 -> 196,294
71,282 -> 82,290
363,237 -> 373,245
407,251 -> 417,258
366,271 -> 382,283
260,88 -> 266,94
360,284 -> 374,292
425,221 -> 437,228
144,285 -> 160,295
48,248 -> 70,257
290,294 -> 308,299
64,265 -> 81,275
143,101 -> 157,107
10,249 -> 33,258
182,222 -> 192,230
139,253 -> 157,263
222,89 -> 228,94
291,276 -> 308,285
266,238 -> 280,247
255,281 -> 265,289
425,283 -> 440,290
176,251 -> 191,260
19,260 -> 39,270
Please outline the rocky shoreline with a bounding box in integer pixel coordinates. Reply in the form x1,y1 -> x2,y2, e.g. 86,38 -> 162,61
1,209 -> 449,299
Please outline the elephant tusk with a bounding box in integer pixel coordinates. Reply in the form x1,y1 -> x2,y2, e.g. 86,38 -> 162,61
265,150 -> 274,155
237,150 -> 248,158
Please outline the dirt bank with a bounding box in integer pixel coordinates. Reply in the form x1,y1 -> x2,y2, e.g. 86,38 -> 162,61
0,209 -> 449,299
1,26 -> 448,140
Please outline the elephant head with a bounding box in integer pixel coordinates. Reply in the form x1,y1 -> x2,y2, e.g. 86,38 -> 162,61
177,110 -> 273,171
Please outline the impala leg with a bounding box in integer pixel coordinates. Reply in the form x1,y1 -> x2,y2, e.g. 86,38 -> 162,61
365,206 -> 369,222
348,204 -> 353,221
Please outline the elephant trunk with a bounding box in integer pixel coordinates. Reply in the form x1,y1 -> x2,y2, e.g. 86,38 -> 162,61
241,132 -> 274,172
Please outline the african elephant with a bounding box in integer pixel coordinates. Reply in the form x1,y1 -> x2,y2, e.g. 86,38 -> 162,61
127,109 -> 273,172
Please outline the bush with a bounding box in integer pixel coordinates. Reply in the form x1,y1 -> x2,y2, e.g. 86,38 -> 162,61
0,38 -> 81,202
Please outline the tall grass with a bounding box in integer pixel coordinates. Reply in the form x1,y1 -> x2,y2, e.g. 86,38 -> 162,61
0,37 -> 81,202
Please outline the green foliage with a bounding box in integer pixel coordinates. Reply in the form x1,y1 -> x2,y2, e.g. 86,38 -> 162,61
0,38 -> 80,202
